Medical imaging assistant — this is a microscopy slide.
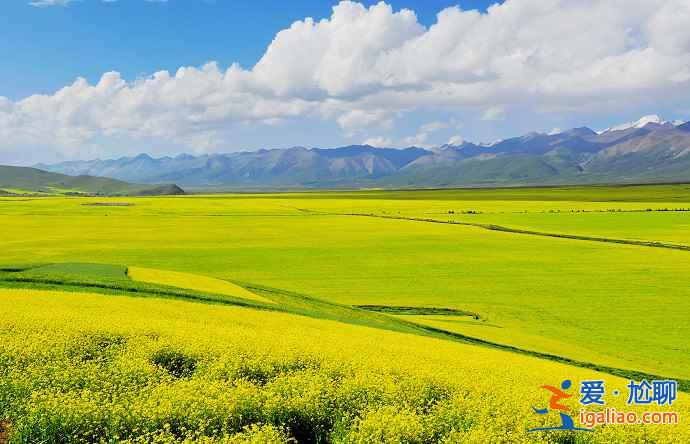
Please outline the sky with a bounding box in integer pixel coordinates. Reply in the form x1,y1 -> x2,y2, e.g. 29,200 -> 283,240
1,0 -> 690,164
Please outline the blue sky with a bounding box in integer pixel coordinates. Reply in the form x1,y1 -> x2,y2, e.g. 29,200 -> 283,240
3,0 -> 495,100
1,0 -> 689,164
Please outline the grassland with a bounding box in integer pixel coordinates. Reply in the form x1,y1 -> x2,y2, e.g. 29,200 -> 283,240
1,183 -> 689,442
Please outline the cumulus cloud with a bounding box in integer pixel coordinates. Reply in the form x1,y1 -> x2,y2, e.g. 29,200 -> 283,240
0,63 -> 315,151
6,0 -> 690,161
420,121 -> 449,133
336,109 -> 394,135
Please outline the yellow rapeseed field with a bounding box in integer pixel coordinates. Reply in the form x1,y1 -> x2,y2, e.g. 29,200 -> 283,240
127,267 -> 272,304
0,288 -> 687,443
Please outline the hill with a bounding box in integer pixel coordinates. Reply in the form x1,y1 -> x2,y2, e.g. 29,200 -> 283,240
0,165 -> 184,196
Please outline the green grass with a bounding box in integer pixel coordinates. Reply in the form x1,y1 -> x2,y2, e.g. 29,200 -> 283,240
23,262 -> 129,280
1,184 -> 689,383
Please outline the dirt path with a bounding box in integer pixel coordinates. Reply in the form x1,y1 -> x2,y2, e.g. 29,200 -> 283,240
0,421 -> 9,444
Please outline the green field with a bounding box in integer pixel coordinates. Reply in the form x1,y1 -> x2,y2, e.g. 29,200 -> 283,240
1,183 -> 689,442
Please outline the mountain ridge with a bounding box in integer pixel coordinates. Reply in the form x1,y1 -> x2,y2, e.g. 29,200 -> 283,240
35,115 -> 690,189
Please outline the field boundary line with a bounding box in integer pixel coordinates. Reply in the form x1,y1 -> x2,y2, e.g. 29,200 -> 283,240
332,212 -> 690,252
410,322 -> 690,392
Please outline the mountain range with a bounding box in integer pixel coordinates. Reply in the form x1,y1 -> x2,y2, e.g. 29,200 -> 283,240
36,115 -> 690,189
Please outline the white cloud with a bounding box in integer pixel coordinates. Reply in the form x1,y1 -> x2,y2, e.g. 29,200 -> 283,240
482,106 -> 506,121
399,119 -> 461,147
420,117 -> 461,134
336,109 -> 393,134
420,121 -> 448,133
401,131 -> 429,147
6,0 -> 690,161
447,135 -> 465,146
362,136 -> 393,147
252,2 -> 423,98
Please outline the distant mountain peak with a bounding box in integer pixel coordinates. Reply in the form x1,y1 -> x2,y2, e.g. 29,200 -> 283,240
599,114 -> 667,134
562,127 -> 597,138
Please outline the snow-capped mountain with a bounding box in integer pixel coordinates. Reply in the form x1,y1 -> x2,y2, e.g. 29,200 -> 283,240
597,114 -> 686,134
